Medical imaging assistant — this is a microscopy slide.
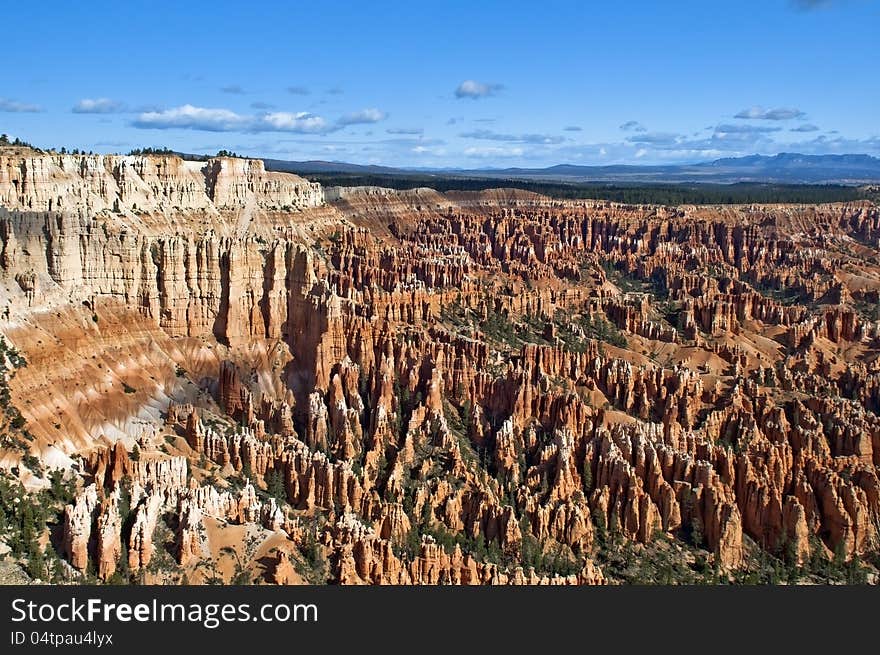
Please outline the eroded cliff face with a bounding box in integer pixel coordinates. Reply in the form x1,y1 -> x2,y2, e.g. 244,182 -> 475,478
0,150 -> 334,331
0,150 -> 323,214
1,149 -> 879,585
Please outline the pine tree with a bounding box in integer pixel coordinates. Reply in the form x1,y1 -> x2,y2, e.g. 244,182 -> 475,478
266,469 -> 286,504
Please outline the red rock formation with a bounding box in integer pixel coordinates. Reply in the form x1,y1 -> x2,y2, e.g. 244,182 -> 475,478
273,550 -> 299,585
95,488 -> 123,580
62,484 -> 99,572
6,153 -> 880,584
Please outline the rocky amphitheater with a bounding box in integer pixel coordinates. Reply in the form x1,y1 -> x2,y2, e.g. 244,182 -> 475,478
1,145 -> 878,585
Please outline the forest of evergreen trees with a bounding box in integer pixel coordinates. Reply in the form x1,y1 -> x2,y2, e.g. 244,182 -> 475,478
302,173 -> 870,205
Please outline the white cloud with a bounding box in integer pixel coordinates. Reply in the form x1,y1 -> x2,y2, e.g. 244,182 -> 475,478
133,105 -> 250,131
734,106 -> 806,120
784,134 -> 880,155
455,80 -> 503,99
336,108 -> 387,126
72,98 -> 126,114
626,132 -> 683,145
131,104 -> 360,134
412,145 -> 446,156
260,111 -> 328,133
460,129 -> 564,144
463,146 -> 523,158
623,124 -> 783,154
0,97 -> 42,113
619,120 -> 647,132
714,123 -> 781,135
387,127 -> 424,135
132,104 -> 390,134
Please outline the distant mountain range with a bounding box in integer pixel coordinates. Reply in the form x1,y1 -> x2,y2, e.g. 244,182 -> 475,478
264,153 -> 880,185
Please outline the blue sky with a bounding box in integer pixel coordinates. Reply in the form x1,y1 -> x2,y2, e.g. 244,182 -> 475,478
1,0 -> 878,167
